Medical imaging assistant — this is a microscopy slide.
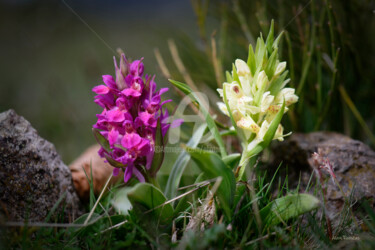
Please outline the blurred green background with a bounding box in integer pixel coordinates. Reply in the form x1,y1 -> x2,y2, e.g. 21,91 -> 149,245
1,0 -> 374,165
0,0 -> 199,163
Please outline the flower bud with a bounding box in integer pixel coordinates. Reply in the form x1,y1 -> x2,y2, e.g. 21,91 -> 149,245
235,59 -> 250,77
275,61 -> 286,76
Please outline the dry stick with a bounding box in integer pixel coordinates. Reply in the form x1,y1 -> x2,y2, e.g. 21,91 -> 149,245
84,173 -> 113,225
245,225 -> 293,246
145,179 -> 214,214
168,39 -> 199,93
155,47 -> 203,119
5,214 -> 106,228
97,221 -> 127,235
154,48 -> 171,79
211,32 -> 223,88
192,177 -> 223,230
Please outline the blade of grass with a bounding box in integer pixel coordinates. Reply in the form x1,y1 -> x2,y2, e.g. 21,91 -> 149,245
338,85 -> 375,145
84,173 -> 113,225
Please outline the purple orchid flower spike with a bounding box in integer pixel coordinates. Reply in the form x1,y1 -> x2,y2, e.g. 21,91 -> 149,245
92,53 -> 182,184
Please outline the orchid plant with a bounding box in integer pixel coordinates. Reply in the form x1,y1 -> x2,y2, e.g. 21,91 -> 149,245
92,21 -> 319,237
92,53 -> 181,185
216,21 -> 298,181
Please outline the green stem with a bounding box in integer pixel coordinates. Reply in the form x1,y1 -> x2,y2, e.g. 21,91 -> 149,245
148,175 -> 161,190
237,153 -> 250,182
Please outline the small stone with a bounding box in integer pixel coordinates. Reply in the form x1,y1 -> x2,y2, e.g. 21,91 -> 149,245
0,109 -> 83,222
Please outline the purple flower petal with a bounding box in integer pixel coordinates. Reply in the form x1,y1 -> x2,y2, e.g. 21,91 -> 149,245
133,168 -> 145,182
130,59 -> 144,76
102,75 -> 117,89
124,164 -> 133,183
108,129 -> 119,146
161,99 -> 172,106
158,87 -> 169,96
121,132 -> 142,149
92,85 -> 110,94
171,118 -> 184,128
137,139 -> 151,156
122,88 -> 141,97
106,109 -> 125,122
139,111 -> 157,127
146,151 -> 154,170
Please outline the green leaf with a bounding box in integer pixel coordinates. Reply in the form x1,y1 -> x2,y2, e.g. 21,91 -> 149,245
265,48 -> 278,79
245,100 -> 285,159
104,154 -> 125,168
149,119 -> 164,176
273,31 -> 284,50
169,79 -> 227,157
111,187 -> 133,215
232,63 -> 241,87
262,100 -> 285,144
127,183 -> 174,224
255,37 -> 266,68
265,19 -> 274,55
92,128 -> 111,153
222,153 -> 241,168
225,71 -> 233,82
186,147 -> 236,219
268,70 -> 289,96
260,193 -> 320,226
164,123 -> 207,200
247,44 -> 256,75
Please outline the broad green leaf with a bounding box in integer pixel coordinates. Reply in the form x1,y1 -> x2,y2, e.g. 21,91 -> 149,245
92,128 -> 111,153
260,193 -> 320,226
164,123 -> 207,199
265,19 -> 274,55
222,153 -> 241,168
247,44 -> 256,75
127,183 -> 174,224
169,79 -> 227,157
268,70 -> 289,96
149,119 -> 164,176
186,147 -> 236,219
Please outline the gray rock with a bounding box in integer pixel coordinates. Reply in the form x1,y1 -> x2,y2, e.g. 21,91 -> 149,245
269,131 -> 375,221
0,109 -> 82,222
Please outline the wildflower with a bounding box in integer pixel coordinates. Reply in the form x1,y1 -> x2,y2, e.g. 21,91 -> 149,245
310,149 -> 336,182
217,21 -> 298,178
92,53 -> 181,183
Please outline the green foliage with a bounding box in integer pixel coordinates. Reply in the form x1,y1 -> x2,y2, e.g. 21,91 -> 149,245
186,146 -> 236,219
165,123 -> 207,200
127,183 -> 174,225
169,79 -> 227,157
260,193 -> 320,226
